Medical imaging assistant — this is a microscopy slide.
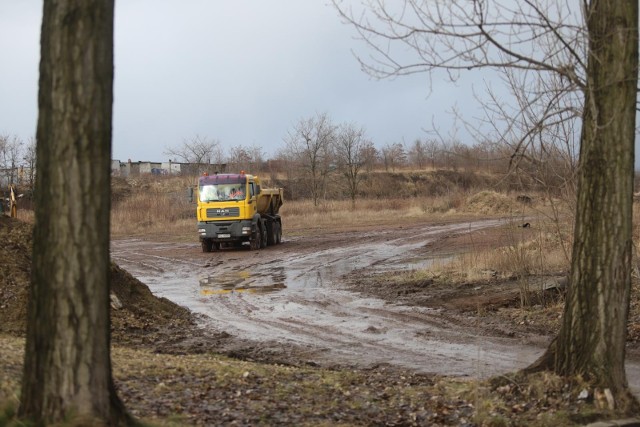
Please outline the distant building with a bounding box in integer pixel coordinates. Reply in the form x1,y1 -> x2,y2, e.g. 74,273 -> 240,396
111,159 -> 227,177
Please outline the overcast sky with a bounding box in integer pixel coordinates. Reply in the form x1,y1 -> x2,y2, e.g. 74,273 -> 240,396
0,1 -> 490,163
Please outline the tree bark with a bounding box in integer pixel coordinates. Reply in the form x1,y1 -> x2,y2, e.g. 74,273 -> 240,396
19,0 -> 132,424
527,0 -> 638,410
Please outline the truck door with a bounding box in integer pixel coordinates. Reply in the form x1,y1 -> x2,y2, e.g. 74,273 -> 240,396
249,181 -> 257,213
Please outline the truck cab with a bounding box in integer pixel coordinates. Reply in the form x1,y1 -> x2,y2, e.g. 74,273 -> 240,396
197,172 -> 282,252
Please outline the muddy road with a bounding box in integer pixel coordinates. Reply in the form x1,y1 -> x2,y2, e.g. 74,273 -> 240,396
111,219 -> 640,390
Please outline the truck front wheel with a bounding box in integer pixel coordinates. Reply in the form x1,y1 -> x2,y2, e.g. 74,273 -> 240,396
250,226 -> 262,250
202,239 -> 220,253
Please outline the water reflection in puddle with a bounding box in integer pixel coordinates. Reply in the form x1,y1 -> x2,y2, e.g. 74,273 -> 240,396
198,248 -> 453,294
192,220 -> 507,295
199,267 -> 287,295
200,284 -> 286,295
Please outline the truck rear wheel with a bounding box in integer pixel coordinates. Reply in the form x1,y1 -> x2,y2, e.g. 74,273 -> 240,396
275,222 -> 282,244
260,225 -> 268,248
266,221 -> 276,246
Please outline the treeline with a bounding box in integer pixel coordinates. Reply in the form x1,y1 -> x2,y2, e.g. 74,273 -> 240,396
165,113 -> 576,205
3,112 -> 577,204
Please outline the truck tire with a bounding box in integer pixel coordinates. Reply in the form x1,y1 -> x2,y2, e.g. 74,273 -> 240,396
266,221 -> 276,246
260,225 -> 268,248
202,239 -> 213,253
250,226 -> 261,250
275,221 -> 282,244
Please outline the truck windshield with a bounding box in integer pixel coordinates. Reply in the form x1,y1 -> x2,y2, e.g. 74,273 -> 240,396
199,184 -> 245,202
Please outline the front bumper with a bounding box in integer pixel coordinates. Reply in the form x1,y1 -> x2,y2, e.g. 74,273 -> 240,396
198,220 -> 254,242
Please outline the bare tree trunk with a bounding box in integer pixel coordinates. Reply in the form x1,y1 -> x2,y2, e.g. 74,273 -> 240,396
527,0 -> 638,410
20,0 -> 132,424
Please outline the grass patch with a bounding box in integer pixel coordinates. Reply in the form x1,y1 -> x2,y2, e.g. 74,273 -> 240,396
0,335 -> 623,426
450,223 -> 571,280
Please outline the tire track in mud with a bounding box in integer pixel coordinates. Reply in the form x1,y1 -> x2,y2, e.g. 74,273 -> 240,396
111,241 -> 205,273
356,305 -> 471,334
198,288 -> 541,376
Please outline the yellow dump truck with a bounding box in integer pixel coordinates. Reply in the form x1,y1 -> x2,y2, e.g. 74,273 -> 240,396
196,172 -> 283,252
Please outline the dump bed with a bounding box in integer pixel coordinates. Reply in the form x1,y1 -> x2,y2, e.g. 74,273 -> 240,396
256,188 -> 283,215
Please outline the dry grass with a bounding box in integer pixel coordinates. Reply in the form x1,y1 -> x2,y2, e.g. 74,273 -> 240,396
110,175 -> 196,238
111,192 -> 194,238
280,198 -> 438,232
453,220 -> 572,281
0,334 -> 621,426
464,190 -> 517,215
15,209 -> 33,224
280,190 -> 544,234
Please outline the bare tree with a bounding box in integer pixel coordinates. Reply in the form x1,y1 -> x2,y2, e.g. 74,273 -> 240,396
23,137 -> 37,189
0,134 -> 23,186
469,62 -> 581,195
335,123 -> 368,207
285,112 -> 337,206
381,142 -> 406,172
423,138 -> 440,170
407,138 -> 427,169
247,144 -> 265,170
526,1 -> 638,409
335,0 -> 639,407
359,139 -> 379,172
0,134 -> 10,185
165,135 -> 220,165
19,0 -> 132,424
227,144 -> 252,172
227,143 -> 264,172
273,146 -> 301,198
212,143 -> 225,169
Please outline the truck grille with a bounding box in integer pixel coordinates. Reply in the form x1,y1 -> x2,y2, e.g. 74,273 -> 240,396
206,207 -> 239,218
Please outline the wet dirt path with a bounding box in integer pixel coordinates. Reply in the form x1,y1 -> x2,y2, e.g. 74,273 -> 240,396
111,219 -> 640,390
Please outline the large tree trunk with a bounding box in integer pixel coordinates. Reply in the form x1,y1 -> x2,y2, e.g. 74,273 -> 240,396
527,0 -> 638,410
19,0 -> 131,424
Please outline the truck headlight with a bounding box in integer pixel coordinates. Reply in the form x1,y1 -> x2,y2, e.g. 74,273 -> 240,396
198,228 -> 206,234
242,226 -> 251,235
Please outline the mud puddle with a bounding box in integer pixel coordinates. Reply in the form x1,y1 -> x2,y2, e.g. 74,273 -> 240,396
110,219 -> 640,391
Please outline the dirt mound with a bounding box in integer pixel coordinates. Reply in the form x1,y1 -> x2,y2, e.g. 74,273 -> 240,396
0,216 -> 224,351
109,262 -> 204,348
464,190 -> 518,214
